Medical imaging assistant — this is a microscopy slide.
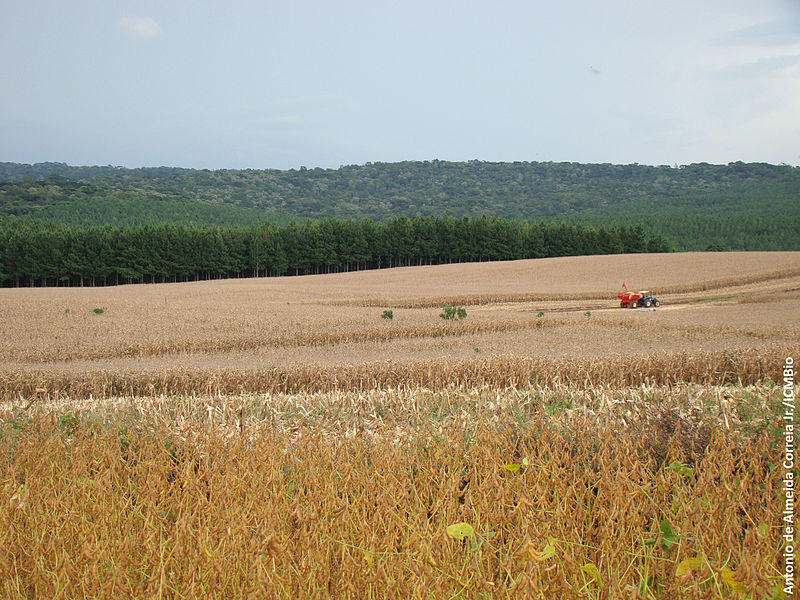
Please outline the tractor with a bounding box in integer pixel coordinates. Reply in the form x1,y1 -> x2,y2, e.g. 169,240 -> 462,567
618,284 -> 660,309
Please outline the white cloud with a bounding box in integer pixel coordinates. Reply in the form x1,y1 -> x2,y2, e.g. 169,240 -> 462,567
114,16 -> 162,39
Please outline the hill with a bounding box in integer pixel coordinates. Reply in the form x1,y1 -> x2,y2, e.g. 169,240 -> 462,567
0,160 -> 798,250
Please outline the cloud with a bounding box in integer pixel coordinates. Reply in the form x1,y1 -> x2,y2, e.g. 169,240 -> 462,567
114,16 -> 162,39
714,17 -> 800,48
709,52 -> 800,80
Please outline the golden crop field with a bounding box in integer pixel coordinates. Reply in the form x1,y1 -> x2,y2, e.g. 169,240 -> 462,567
1,251 -> 798,598
1,251 -> 799,391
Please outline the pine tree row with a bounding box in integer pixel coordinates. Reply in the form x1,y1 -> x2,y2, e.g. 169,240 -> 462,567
0,215 -> 671,287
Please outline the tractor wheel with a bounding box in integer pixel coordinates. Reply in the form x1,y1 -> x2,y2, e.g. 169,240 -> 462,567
620,301 -> 626,308
654,299 -> 660,308
644,299 -> 652,308
630,300 -> 638,308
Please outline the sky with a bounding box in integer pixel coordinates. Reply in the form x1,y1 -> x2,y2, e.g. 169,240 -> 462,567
1,0 -> 798,170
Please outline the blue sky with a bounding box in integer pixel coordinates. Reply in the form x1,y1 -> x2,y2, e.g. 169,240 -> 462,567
1,0 -> 798,169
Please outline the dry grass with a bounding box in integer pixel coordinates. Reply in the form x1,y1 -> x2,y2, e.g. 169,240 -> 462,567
0,384 -> 787,599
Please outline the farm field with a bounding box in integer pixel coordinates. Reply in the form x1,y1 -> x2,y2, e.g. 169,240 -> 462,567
1,251 -> 798,598
1,251 -> 799,388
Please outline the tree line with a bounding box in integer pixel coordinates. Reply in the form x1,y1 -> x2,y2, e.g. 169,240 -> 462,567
0,215 -> 671,287
581,212 -> 800,252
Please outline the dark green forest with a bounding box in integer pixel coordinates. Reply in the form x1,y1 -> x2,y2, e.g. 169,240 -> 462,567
1,160 -> 797,245
2,161 -> 796,224
0,216 -> 670,287
0,160 -> 796,286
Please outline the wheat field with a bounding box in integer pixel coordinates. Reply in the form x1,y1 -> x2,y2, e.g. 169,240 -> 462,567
1,252 -> 798,598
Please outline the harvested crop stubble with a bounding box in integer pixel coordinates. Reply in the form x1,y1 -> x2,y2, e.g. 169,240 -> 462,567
2,346 -> 793,401
2,252 -> 798,371
5,314 -> 556,363
0,384 -> 786,599
324,265 -> 800,308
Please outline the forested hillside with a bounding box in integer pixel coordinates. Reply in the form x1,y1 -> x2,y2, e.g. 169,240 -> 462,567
0,177 -> 265,226
1,160 -> 796,224
0,160 -> 797,268
2,161 -> 796,221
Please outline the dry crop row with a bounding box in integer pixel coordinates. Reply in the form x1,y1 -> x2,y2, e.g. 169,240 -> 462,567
324,267 -> 800,308
1,382 -> 777,452
5,314 -> 559,364
4,299 -> 796,366
0,383 -> 786,599
1,346 -> 792,401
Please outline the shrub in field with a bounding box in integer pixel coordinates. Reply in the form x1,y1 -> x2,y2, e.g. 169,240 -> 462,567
440,304 -> 467,320
381,309 -> 393,320
93,307 -> 105,314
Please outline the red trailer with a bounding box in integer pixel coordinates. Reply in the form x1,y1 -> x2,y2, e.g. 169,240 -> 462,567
618,284 -> 660,308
